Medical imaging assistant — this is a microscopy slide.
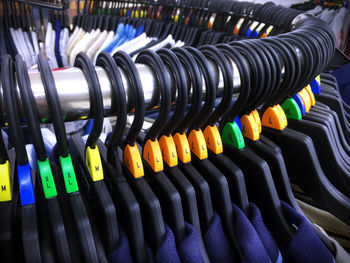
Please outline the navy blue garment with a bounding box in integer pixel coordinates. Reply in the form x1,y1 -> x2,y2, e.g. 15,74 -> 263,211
107,227 -> 133,263
204,212 -> 235,263
249,202 -> 283,263
232,203 -> 271,263
146,225 -> 181,263
272,201 -> 335,263
177,222 -> 205,263
332,62 -> 350,105
54,18 -> 63,67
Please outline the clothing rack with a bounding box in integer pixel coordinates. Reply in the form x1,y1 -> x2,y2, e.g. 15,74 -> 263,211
1,10 -> 324,123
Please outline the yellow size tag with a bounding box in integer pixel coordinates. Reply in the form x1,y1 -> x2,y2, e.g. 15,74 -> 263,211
124,144 -> 144,178
251,109 -> 262,133
188,129 -> 208,160
0,161 -> 11,201
174,133 -> 191,163
143,139 -> 163,172
203,125 -> 223,154
159,135 -> 178,167
262,105 -> 288,130
298,89 -> 311,112
241,113 -> 260,141
85,146 -> 104,181
305,85 -> 316,106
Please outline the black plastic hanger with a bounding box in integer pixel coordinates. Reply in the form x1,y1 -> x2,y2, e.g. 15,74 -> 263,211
113,50 -> 166,251
200,44 -> 250,215
15,54 -> 72,263
38,53 -> 99,262
135,49 -> 187,245
181,46 -> 237,250
2,54 -> 42,263
69,52 -> 120,257
94,52 -> 146,263
171,47 -> 215,235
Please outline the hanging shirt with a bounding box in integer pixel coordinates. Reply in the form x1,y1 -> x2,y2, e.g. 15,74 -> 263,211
177,222 -> 205,263
271,201 -> 336,263
203,212 -> 236,263
107,226 -> 133,263
231,203 -> 271,263
146,225 -> 181,263
248,202 -> 283,263
54,18 -> 63,68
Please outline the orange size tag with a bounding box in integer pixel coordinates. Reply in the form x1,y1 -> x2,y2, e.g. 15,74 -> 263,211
305,85 -> 315,106
188,129 -> 208,160
251,109 -> 262,133
124,144 -> 144,178
262,105 -> 288,130
203,125 -> 223,154
159,135 -> 178,167
298,89 -> 311,112
143,139 -> 163,172
174,133 -> 191,163
240,113 -> 260,141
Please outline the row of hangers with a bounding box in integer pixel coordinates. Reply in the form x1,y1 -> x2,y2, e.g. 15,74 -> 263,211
1,1 -> 349,263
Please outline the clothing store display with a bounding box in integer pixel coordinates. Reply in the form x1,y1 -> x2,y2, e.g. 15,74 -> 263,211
1,1 -> 350,263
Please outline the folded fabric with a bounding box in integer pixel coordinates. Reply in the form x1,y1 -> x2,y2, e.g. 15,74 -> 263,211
146,225 -> 181,263
232,203 -> 271,263
249,202 -> 283,263
107,227 -> 133,263
177,222 -> 205,263
271,201 -> 336,263
204,212 -> 236,263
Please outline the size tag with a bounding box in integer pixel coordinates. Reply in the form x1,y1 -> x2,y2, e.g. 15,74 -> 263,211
0,161 -> 11,202
250,110 -> 261,133
85,146 -> 104,182
173,133 -> 191,163
282,98 -> 302,120
159,135 -> 178,167
59,155 -> 79,194
262,105 -> 287,130
203,125 -> 223,154
38,158 -> 57,198
240,113 -> 259,141
143,139 -> 163,172
298,89 -> 311,112
188,129 -> 208,160
124,144 -> 144,178
18,163 -> 35,206
222,121 -> 245,149
305,85 -> 315,106
233,18 -> 245,35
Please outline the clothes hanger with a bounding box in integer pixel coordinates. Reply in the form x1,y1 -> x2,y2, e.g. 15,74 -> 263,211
135,49 -> 187,245
68,52 -> 120,256
199,44 -> 250,215
170,47 -> 215,235
219,40 -> 294,244
113,50 -> 166,251
37,53 -> 99,262
91,51 -> 146,263
15,54 -> 73,263
155,47 -> 210,263
180,46 -> 237,251
2,55 -> 42,263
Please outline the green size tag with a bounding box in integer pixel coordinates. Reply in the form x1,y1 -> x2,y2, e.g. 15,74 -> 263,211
59,155 -> 79,194
222,121 -> 245,149
38,159 -> 57,198
282,98 -> 302,120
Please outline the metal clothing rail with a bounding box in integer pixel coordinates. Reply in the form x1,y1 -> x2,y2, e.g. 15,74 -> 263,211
0,14 -> 328,123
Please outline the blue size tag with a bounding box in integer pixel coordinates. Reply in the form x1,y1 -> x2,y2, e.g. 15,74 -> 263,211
234,115 -> 243,132
17,163 -> 35,206
292,94 -> 306,116
310,79 -> 321,94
